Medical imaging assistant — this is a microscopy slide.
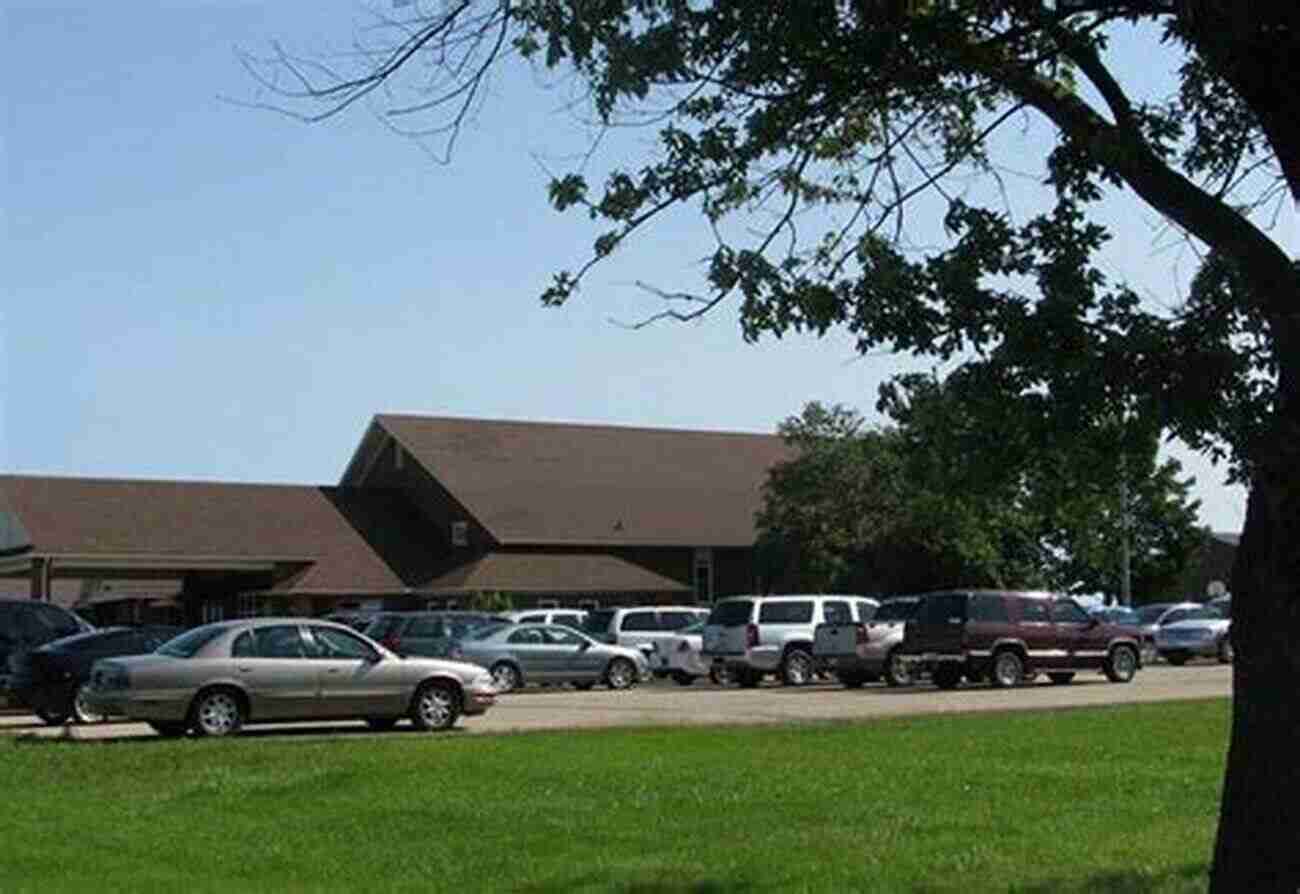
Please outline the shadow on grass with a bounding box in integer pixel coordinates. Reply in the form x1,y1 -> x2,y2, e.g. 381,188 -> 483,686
913,863 -> 1208,894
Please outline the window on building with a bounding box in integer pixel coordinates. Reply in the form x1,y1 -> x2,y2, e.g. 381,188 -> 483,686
237,594 -> 259,618
451,521 -> 469,547
202,601 -> 225,624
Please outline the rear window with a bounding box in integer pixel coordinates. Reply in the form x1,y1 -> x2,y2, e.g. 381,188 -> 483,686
758,601 -> 813,624
659,611 -> 696,631
620,611 -> 659,632
708,600 -> 754,626
823,601 -> 853,624
157,625 -> 225,658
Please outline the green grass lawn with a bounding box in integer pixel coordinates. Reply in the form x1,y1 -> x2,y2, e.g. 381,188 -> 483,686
0,700 -> 1227,893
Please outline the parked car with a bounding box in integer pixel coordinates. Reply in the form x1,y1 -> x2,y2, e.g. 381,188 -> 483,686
362,611 -> 511,658
1134,602 -> 1204,661
83,618 -> 496,736
1,598 -> 93,707
701,594 -> 880,687
654,619 -> 731,686
449,623 -> 649,692
814,596 -> 920,688
1153,604 -> 1232,664
504,609 -> 589,630
581,606 -> 711,667
9,625 -> 182,725
901,590 -> 1143,689
321,611 -> 378,632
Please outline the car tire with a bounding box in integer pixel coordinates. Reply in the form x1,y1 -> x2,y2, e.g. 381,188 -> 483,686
490,661 -> 522,693
72,684 -> 109,724
990,650 -> 1025,688
34,707 -> 70,726
671,671 -> 696,686
884,649 -> 913,688
148,721 -> 188,738
1217,637 -> 1234,664
780,648 -> 815,686
1165,651 -> 1189,666
1104,644 -> 1139,683
605,658 -> 637,690
190,688 -> 244,738
365,717 -> 399,731
410,680 -> 461,731
1048,672 -> 1076,685
709,666 -> 735,686
933,664 -> 962,690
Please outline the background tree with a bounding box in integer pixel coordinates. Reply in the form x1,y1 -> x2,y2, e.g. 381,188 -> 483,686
247,1 -> 1299,886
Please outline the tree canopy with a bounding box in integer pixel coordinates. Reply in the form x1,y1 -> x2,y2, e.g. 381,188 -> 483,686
247,1 -> 1298,888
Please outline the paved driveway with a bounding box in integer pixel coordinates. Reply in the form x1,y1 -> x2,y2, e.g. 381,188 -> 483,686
0,663 -> 1230,742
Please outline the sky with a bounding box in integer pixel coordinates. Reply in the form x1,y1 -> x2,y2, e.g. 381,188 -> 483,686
5,1 -> 1294,537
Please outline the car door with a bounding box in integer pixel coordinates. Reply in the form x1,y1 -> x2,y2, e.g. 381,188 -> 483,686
304,625 -> 407,718
230,625 -> 319,721
1051,599 -> 1103,669
1015,598 -> 1061,669
544,625 -> 603,679
503,627 -> 551,681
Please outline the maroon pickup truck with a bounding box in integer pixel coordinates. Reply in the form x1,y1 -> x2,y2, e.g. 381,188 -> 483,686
900,590 -> 1143,689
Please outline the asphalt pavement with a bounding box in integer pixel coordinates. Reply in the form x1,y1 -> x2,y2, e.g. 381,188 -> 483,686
0,663 -> 1231,743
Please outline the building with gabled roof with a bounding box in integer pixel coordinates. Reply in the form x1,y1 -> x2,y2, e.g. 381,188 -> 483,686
0,415 -> 794,623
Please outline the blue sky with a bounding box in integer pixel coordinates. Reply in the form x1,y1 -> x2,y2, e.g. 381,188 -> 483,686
6,2 -> 1290,537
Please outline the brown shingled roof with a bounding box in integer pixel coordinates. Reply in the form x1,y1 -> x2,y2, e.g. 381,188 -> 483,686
419,552 -> 691,594
367,415 -> 793,547
0,475 -> 434,594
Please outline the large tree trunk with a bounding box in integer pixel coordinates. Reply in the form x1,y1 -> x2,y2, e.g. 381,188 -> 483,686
1209,338 -> 1300,890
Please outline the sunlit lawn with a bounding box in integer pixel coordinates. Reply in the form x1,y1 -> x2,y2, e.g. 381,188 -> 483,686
0,699 -> 1227,893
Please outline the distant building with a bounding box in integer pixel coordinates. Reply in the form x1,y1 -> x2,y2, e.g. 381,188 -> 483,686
1,415 -> 795,624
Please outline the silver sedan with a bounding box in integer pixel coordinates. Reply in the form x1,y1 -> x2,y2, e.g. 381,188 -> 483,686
449,623 -> 650,692
84,618 -> 497,737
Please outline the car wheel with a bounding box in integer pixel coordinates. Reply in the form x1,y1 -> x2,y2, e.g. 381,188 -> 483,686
884,649 -> 913,688
708,666 -> 735,686
410,681 -> 460,731
837,672 -> 866,689
1104,644 -> 1139,683
1165,651 -> 1189,666
671,671 -> 696,686
1217,637 -> 1234,664
933,664 -> 962,690
148,721 -> 188,738
780,648 -> 814,686
72,684 -> 109,724
365,717 -> 399,731
990,650 -> 1025,688
1048,672 -> 1076,685
490,661 -> 522,693
190,688 -> 243,738
605,658 -> 637,690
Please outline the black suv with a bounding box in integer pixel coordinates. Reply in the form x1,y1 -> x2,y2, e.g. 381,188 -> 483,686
901,590 -> 1143,689
0,598 -> 93,706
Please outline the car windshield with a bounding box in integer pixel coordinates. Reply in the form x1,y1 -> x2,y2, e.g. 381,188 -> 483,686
708,600 -> 754,626
467,622 -> 511,641
1137,605 -> 1171,624
157,625 -> 225,658
1179,607 -> 1224,623
874,600 -> 919,622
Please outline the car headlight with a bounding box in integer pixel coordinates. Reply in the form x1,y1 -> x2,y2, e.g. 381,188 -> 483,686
471,672 -> 495,691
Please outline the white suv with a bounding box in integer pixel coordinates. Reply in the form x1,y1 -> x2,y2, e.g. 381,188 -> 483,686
580,606 -> 711,666
702,595 -> 879,686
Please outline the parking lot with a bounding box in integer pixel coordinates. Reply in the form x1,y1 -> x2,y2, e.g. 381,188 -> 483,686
0,662 -> 1231,742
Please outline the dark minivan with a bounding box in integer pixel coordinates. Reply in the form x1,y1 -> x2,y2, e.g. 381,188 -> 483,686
901,589 -> 1143,689
1,598 -> 92,706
